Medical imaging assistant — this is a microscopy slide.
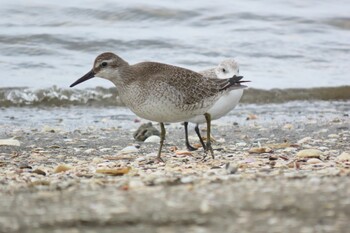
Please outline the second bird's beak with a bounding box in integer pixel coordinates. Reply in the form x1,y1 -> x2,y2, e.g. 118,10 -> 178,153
70,69 -> 95,87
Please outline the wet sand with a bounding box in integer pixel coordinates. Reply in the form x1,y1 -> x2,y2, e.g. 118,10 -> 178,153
1,101 -> 350,233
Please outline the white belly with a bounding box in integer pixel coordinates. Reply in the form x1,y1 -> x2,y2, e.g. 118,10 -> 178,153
127,98 -> 215,123
187,89 -> 243,124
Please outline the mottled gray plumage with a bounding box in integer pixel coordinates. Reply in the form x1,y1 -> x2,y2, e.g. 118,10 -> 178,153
70,52 -> 246,161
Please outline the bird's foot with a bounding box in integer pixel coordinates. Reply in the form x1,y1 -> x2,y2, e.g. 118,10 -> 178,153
155,155 -> 165,163
186,144 -> 198,151
205,142 -> 215,159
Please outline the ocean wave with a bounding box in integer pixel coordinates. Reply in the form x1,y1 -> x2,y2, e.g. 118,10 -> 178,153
1,86 -> 349,108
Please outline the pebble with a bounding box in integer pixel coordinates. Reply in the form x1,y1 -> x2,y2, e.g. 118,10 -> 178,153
225,163 -> 238,174
283,124 -> 294,130
33,169 -> 46,176
119,146 -> 139,154
99,148 -> 111,152
297,137 -> 312,144
296,149 -> 323,158
236,142 -> 247,147
84,149 -> 96,154
144,135 -> 160,143
307,158 -> 323,164
41,125 -> 63,133
54,164 -> 72,173
180,176 -> 194,184
0,138 -> 20,146
337,152 -> 350,162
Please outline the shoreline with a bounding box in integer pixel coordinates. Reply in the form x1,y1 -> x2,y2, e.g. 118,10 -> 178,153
1,85 -> 350,107
1,101 -> 350,232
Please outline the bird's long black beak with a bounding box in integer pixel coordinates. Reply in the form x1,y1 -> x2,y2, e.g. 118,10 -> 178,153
231,75 -> 244,82
232,75 -> 251,84
70,69 -> 95,87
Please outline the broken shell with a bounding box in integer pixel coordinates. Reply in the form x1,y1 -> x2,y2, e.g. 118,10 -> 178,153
0,138 -> 20,146
337,152 -> 350,162
144,135 -> 160,143
54,164 -> 72,173
249,147 -> 273,154
33,169 -> 46,176
175,150 -> 193,156
283,124 -> 294,130
297,137 -> 312,144
307,158 -> 323,164
119,146 -> 139,154
296,149 -> 323,158
96,167 -> 130,176
246,114 -> 258,120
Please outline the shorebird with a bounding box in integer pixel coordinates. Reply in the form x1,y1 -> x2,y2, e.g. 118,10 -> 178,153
184,59 -> 244,151
70,52 -> 248,161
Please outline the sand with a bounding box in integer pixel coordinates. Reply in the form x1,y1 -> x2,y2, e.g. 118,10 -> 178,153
0,101 -> 349,233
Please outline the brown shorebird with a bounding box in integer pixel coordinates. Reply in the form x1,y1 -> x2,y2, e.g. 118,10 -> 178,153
184,59 -> 245,151
70,52 -> 247,161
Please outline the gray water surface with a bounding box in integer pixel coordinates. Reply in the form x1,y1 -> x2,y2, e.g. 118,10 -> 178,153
1,0 -> 350,90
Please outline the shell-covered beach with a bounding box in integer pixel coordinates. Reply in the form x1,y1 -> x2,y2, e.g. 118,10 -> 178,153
1,101 -> 349,232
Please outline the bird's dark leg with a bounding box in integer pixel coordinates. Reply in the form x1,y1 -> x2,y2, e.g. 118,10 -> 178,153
194,124 -> 206,150
204,113 -> 214,159
156,122 -> 166,162
184,122 -> 197,151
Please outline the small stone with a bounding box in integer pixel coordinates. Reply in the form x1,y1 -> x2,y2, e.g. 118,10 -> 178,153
283,124 -> 294,130
84,149 -> 96,154
180,176 -> 194,183
246,114 -> 258,120
269,155 -> 279,160
216,138 -> 226,143
135,157 -> 145,162
307,158 -> 323,164
19,163 -> 32,169
328,134 -> 339,138
0,138 -> 20,146
33,169 -> 46,176
144,135 -> 160,143
236,142 -> 247,147
119,146 -> 139,154
100,148 -> 111,152
297,137 -> 312,144
337,152 -> 350,162
225,163 -> 238,174
54,164 -> 72,173
92,157 -> 104,164
42,125 -> 63,133
296,149 -> 323,158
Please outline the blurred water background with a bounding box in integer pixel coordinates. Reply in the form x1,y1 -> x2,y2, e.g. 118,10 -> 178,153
0,0 -> 349,106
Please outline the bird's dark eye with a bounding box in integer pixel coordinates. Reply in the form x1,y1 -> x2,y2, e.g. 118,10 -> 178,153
222,68 -> 226,73
101,62 -> 108,67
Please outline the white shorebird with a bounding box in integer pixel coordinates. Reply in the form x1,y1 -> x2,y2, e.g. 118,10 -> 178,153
70,53 -> 248,161
184,59 -> 244,151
